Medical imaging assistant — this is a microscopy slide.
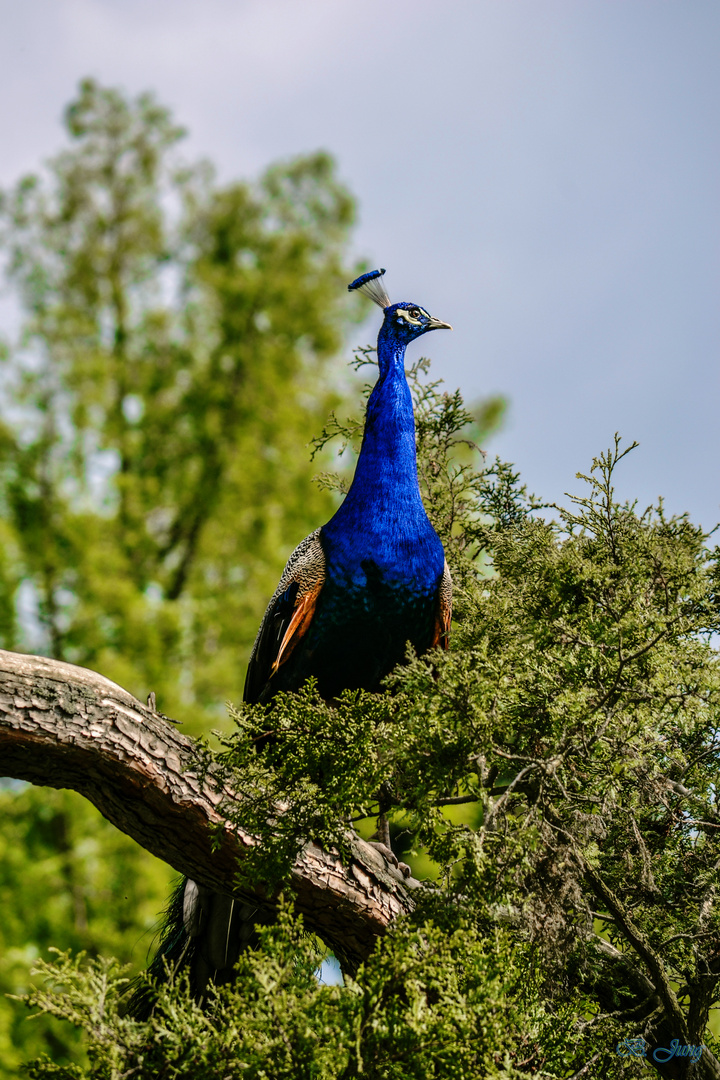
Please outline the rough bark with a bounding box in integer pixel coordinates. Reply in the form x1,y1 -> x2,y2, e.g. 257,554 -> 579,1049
0,648 -> 415,970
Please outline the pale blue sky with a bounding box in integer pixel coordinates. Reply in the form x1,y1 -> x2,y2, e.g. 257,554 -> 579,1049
1,0 -> 718,525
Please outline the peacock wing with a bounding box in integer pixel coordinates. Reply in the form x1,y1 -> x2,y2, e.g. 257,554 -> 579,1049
243,528 -> 326,704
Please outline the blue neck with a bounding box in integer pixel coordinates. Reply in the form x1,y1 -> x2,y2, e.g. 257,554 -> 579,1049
331,324 -> 424,525
321,320 -> 444,590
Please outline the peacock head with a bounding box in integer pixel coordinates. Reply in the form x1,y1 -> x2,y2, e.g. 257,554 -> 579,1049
348,269 -> 452,345
381,301 -> 452,343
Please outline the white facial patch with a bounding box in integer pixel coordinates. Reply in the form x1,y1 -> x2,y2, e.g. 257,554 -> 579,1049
395,306 -> 429,326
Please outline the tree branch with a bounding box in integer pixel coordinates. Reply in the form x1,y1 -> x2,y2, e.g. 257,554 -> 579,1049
0,648 -> 416,971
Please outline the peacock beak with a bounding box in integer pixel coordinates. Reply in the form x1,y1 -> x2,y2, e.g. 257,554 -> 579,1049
426,316 -> 453,331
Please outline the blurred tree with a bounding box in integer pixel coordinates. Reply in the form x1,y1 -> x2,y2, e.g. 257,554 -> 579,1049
0,77 -> 359,1073
0,784 -> 169,1075
0,77 -> 356,719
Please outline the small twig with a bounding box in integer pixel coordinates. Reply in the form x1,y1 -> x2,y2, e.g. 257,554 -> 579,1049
433,794 -> 479,806
566,1052 -> 601,1080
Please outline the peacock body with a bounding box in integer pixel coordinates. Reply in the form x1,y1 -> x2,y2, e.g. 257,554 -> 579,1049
130,269 -> 452,1014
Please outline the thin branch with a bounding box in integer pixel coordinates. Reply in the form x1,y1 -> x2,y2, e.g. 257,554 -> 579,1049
433,794 -> 480,806
580,856 -> 690,1044
566,1053 -> 601,1080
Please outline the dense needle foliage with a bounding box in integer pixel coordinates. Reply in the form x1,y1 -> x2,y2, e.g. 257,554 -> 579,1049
17,359 -> 720,1078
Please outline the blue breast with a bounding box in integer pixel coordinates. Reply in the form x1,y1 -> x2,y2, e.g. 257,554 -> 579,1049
323,339 -> 443,581
298,333 -> 444,695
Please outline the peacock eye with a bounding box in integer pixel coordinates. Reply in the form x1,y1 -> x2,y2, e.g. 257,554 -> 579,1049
409,308 -> 420,319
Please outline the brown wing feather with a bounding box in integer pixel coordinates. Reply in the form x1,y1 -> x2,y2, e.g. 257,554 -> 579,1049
431,559 -> 452,650
270,578 -> 324,675
243,529 -> 326,704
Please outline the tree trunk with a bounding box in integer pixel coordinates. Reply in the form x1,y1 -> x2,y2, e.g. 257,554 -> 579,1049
0,648 -> 415,971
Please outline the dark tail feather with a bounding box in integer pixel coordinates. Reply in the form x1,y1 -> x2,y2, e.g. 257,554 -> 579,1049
123,877 -> 267,1019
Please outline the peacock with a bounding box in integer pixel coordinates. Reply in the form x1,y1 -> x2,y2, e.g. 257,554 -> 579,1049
129,269 -> 452,1014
